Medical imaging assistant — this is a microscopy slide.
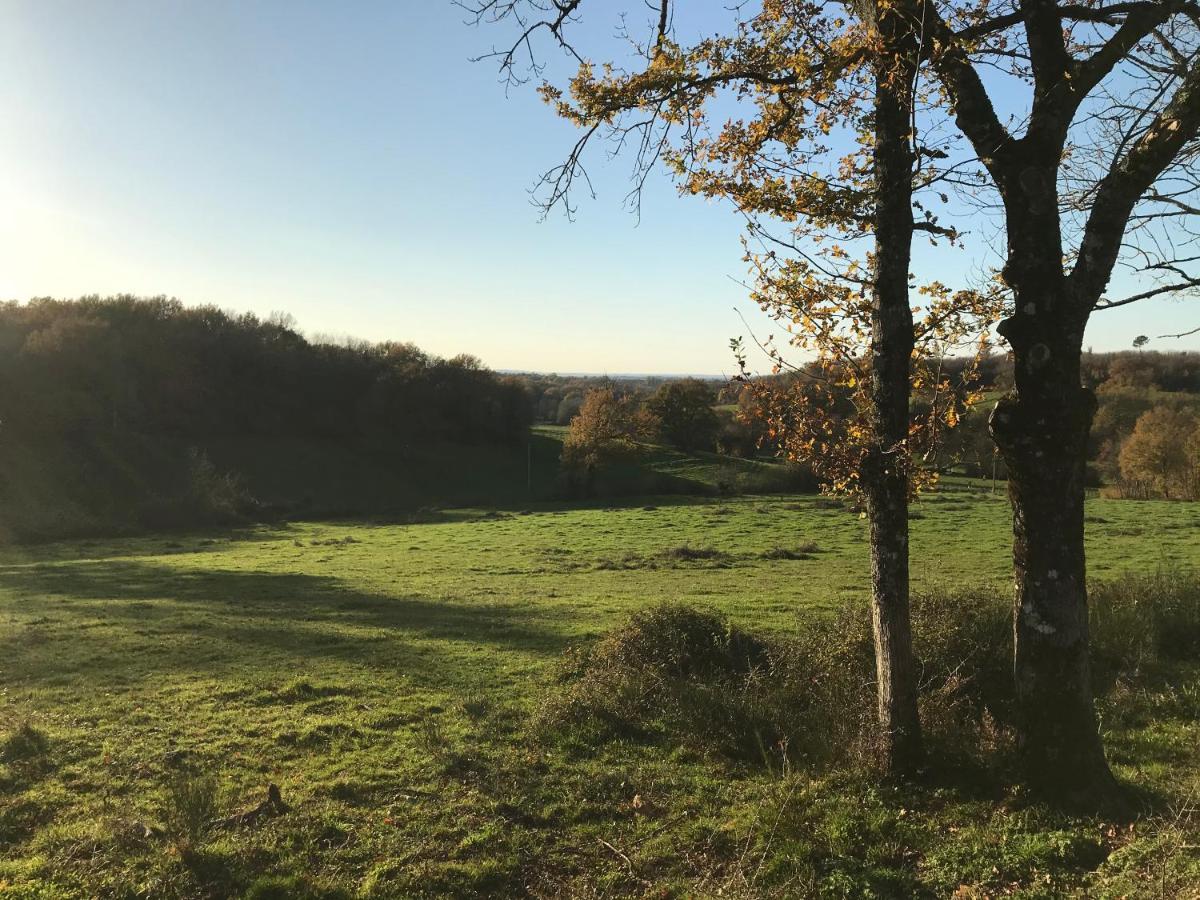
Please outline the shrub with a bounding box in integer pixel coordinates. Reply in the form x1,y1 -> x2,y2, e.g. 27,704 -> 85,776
659,545 -> 729,563
159,770 -> 221,849
907,588 -> 1015,758
761,541 -> 820,560
736,461 -> 820,495
536,604 -> 781,759
813,497 -> 845,510
1089,570 -> 1200,685
136,448 -> 258,530
536,602 -> 874,767
536,575 -> 1200,773
186,448 -> 257,522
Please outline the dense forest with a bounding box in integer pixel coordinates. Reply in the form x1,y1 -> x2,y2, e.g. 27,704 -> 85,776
0,296 -> 533,540
0,296 -> 531,443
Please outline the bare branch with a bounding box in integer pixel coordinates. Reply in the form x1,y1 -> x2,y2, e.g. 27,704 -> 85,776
1156,323 -> 1200,338
918,3 -> 1018,182
1071,57 -> 1200,308
1094,280 -> 1200,309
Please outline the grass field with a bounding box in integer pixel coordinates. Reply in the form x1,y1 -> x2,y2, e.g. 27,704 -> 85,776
1,488 -> 1199,897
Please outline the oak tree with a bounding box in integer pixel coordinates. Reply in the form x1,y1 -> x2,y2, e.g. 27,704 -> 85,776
647,379 -> 720,451
464,0 -> 999,774
903,0 -> 1200,800
1118,405 -> 1200,499
561,386 -> 645,472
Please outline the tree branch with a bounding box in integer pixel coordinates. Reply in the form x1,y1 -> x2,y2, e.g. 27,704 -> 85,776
1094,280 -> 1200,310
916,3 -> 1017,184
1071,57 -> 1200,308
1069,2 -> 1181,105
1156,323 -> 1200,339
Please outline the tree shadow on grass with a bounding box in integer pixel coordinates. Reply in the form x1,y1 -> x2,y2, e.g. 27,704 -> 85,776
0,560 -> 573,688
0,525 -> 302,564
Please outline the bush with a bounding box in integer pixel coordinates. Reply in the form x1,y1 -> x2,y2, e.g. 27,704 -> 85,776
536,602 -> 875,767
736,461 -> 820,495
907,588 -> 1015,759
536,604 -> 781,759
1089,570 -> 1200,685
536,574 -> 1200,772
159,770 -> 221,849
761,541 -> 820,560
660,545 -> 729,563
135,448 -> 259,531
185,447 -> 256,521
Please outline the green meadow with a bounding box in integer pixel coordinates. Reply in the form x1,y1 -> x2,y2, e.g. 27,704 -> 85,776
2,488 -> 1199,898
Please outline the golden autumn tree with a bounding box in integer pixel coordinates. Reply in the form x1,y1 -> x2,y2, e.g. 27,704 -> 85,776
465,0 -> 1001,775
561,386 -> 650,472
1118,406 -> 1200,499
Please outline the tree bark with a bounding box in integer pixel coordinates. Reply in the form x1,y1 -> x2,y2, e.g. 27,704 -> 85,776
991,224 -> 1118,799
862,6 -> 923,775
865,456 -> 922,774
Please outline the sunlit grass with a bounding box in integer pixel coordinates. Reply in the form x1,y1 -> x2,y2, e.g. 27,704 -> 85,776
0,490 -> 1197,897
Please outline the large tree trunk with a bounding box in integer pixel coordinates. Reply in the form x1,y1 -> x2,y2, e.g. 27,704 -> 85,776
862,14 -> 923,775
991,247 -> 1118,800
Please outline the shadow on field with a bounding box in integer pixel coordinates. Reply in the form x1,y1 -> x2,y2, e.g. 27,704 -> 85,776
0,560 -> 570,685
0,527 -> 303,565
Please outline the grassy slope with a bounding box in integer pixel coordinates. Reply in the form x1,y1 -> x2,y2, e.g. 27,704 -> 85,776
0,427 -> 785,543
0,433 -> 562,543
0,492 -> 1198,897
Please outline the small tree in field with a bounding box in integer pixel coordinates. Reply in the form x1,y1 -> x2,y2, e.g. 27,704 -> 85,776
1119,406 -> 1200,500
561,387 -> 645,473
647,379 -> 720,452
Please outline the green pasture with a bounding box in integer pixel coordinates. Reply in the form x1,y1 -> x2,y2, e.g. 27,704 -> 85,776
1,490 -> 1198,897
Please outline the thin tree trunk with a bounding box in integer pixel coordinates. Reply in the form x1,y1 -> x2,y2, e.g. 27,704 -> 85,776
865,461 -> 922,773
862,8 -> 923,775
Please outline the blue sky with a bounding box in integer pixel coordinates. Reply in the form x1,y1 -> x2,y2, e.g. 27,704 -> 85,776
1,2 -> 1196,374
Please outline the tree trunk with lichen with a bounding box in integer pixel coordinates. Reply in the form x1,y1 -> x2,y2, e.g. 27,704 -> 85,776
864,449 -> 922,775
989,179 -> 1118,799
991,376 -> 1116,799
861,6 -> 923,776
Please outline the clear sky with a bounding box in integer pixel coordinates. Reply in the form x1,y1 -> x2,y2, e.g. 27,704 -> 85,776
1,2 -> 1196,374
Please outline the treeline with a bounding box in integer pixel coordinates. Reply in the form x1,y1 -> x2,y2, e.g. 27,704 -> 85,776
1,296 -> 1194,541
608,350 -> 1200,501
927,350 -> 1200,497
0,296 -> 531,444
511,372 -> 732,426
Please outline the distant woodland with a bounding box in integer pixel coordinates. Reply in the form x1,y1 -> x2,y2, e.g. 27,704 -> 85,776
0,296 -> 531,444
0,295 -> 1197,541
